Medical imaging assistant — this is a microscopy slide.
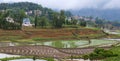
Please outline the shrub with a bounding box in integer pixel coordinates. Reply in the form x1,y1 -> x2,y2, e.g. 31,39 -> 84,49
82,48 -> 118,60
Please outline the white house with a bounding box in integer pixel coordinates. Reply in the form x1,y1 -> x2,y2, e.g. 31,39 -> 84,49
6,17 -> 14,23
34,10 -> 42,16
22,18 -> 32,26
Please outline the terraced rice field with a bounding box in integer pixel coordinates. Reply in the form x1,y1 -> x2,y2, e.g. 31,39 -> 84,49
36,39 -> 118,48
0,39 -> 118,48
79,39 -> 118,47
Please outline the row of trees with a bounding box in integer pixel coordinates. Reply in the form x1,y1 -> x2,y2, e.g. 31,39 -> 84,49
66,19 -> 87,27
34,10 -> 87,28
34,10 -> 66,28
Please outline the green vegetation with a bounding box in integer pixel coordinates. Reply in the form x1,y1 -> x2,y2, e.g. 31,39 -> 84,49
0,56 -> 32,61
79,20 -> 87,27
0,36 -> 23,41
102,46 -> 120,61
43,58 -> 54,61
34,15 -> 38,28
103,56 -> 120,61
37,16 -> 49,28
51,10 -> 65,28
32,37 -> 54,41
0,9 -> 26,30
83,48 -> 117,60
73,46 -> 120,61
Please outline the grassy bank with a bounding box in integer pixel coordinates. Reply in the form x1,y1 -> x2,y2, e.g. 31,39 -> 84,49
0,56 -> 54,61
0,28 -> 107,42
103,46 -> 120,61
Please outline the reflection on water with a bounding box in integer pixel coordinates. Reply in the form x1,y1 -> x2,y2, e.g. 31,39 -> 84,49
0,53 -> 20,59
0,39 -> 118,48
42,40 -> 88,48
0,53 -> 46,61
9,59 -> 46,61
0,40 -> 88,48
0,53 -> 91,61
0,42 -> 15,47
66,59 -> 90,61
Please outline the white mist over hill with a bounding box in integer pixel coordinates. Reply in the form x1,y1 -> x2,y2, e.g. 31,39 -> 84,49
0,0 -> 120,10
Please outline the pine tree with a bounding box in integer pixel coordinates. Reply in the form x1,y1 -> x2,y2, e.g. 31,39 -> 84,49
35,15 -> 38,28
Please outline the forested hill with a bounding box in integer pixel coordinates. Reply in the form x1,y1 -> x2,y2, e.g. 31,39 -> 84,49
0,2 -> 56,16
0,2 -> 43,11
0,2 -> 72,17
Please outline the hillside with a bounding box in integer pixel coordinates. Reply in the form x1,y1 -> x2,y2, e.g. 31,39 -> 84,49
0,2 -> 71,17
70,8 -> 120,21
0,2 -> 55,17
0,28 -> 105,41
0,2 -> 45,11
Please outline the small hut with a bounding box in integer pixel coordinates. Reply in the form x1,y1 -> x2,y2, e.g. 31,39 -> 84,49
22,18 -> 32,26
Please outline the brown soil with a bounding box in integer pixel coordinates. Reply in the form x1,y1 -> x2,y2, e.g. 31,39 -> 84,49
0,28 -> 104,39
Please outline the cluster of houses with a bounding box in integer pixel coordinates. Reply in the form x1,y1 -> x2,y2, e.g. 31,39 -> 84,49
25,10 -> 42,16
66,16 -> 96,26
0,10 -> 42,27
6,17 -> 32,27
6,16 -> 94,27
4,16 -> 120,30
66,16 -> 120,30
66,16 -> 95,21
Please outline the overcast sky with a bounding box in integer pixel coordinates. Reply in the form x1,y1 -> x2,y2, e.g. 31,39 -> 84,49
0,0 -> 120,10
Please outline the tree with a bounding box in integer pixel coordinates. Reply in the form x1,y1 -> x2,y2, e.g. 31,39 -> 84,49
10,9 -> 26,29
60,10 -> 66,24
95,17 -> 105,28
89,16 -> 93,20
79,20 -> 87,27
51,12 -> 59,28
34,15 -> 38,28
52,10 -> 66,28
0,11 -> 9,29
33,56 -> 36,61
19,10 -> 27,27
0,12 -> 3,28
86,21 -> 96,27
71,19 -> 78,25
38,16 -> 48,28
64,11 -> 72,17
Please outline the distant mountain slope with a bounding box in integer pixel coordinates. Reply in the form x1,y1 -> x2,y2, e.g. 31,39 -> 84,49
70,9 -> 120,21
0,2 -> 43,11
0,2 -> 55,17
0,2 -> 71,18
